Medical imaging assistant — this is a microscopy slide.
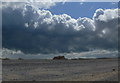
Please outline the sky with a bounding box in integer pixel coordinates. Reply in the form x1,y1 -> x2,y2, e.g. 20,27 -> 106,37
49,2 -> 118,19
1,1 -> 119,59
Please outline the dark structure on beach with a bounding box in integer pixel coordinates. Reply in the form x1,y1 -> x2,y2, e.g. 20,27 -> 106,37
53,56 -> 67,60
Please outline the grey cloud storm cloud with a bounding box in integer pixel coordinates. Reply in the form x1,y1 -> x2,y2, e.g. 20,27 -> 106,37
2,2 -> 119,54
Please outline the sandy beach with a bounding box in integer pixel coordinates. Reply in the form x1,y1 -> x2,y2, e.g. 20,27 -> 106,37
2,58 -> 119,81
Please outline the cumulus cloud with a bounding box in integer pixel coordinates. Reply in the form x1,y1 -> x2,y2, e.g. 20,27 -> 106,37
2,2 -> 119,54
2,0 -> 56,9
93,9 -> 119,43
93,8 -> 119,22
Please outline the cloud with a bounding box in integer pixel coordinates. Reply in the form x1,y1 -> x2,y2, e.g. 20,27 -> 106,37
80,2 -> 84,5
1,0 -> 119,2
93,9 -> 119,42
2,3 -> 119,54
2,48 -> 118,59
2,0 -> 56,9
93,8 -> 119,22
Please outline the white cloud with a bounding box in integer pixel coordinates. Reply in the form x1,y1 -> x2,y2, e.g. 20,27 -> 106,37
77,17 -> 96,31
80,2 -> 84,5
2,0 -> 56,9
111,2 -> 117,5
93,9 -> 119,41
93,8 -> 119,22
1,0 -> 119,2
2,2 -> 119,54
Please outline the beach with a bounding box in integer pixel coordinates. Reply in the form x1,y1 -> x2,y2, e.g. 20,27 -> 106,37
2,58 -> 119,81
